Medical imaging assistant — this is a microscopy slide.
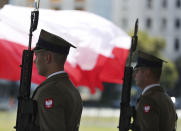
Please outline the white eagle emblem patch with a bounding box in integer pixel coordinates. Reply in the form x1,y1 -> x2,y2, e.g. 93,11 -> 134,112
144,105 -> 151,113
44,98 -> 54,109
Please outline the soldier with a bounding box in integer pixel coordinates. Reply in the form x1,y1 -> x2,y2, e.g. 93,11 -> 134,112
133,51 -> 177,131
32,29 -> 83,131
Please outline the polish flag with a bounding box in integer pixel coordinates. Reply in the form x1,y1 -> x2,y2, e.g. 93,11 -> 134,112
0,5 -> 131,93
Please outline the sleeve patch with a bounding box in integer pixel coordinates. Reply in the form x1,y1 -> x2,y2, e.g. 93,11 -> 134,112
44,98 -> 54,109
144,105 -> 151,113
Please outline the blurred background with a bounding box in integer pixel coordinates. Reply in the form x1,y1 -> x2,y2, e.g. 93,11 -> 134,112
0,0 -> 181,131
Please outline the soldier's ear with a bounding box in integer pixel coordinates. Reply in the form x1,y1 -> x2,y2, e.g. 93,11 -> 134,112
45,52 -> 52,64
145,68 -> 152,76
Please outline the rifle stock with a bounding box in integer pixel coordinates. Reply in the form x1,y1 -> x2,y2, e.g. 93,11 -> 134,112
118,19 -> 138,131
15,1 -> 40,131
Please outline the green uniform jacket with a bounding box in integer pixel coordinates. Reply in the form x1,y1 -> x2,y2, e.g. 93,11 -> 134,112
32,73 -> 83,131
135,86 -> 177,131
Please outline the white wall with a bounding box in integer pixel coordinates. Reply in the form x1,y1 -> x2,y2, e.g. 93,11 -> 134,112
112,0 -> 181,60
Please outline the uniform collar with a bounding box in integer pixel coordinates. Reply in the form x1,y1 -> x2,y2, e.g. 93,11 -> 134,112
142,83 -> 160,95
47,70 -> 65,79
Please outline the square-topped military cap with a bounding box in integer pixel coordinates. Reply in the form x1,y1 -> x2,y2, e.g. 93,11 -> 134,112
134,51 -> 166,69
34,29 -> 76,54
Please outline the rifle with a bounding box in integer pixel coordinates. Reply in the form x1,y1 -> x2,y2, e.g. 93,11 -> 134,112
118,19 -> 138,131
15,1 -> 40,131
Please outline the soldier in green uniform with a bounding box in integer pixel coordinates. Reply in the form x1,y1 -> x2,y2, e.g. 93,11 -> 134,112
133,51 -> 177,131
32,29 -> 83,131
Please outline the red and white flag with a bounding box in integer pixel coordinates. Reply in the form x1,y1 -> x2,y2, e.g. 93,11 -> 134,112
0,5 -> 131,93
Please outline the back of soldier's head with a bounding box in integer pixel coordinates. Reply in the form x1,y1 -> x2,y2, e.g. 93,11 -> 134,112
135,51 -> 166,80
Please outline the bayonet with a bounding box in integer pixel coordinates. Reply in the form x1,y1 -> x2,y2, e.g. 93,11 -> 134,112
128,19 -> 139,66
